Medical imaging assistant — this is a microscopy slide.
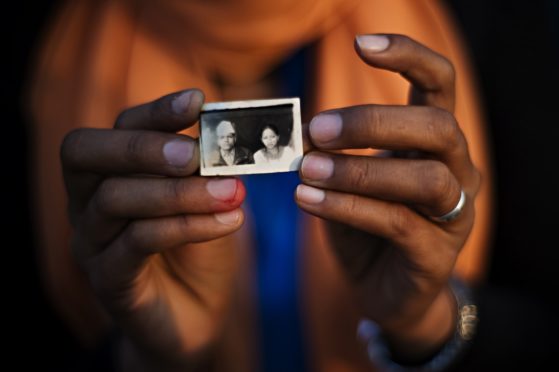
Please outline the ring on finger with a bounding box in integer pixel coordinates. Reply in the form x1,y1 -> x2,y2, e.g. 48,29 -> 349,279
431,189 -> 466,223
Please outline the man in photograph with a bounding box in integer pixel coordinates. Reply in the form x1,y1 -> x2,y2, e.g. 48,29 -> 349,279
211,120 -> 254,166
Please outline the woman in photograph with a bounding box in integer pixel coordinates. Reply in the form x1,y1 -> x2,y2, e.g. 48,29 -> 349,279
253,125 -> 296,165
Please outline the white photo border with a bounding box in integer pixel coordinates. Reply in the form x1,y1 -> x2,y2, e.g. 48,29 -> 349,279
199,97 -> 303,176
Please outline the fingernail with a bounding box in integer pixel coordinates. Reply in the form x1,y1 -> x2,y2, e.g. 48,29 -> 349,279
215,210 -> 241,225
172,90 -> 203,115
301,154 -> 334,180
163,139 -> 194,167
207,179 -> 237,201
356,35 -> 390,52
296,184 -> 325,204
309,113 -> 342,143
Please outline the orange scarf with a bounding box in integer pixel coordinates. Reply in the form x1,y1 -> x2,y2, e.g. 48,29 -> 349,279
27,0 -> 492,349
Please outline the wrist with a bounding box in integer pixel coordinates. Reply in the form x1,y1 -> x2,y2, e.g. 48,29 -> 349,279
381,286 -> 456,364
358,277 -> 478,371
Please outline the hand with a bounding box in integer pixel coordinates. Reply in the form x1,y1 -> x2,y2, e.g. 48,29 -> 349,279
296,35 -> 481,361
61,89 -> 246,370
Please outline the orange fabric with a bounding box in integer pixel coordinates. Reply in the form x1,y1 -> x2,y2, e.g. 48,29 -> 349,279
26,0 -> 493,361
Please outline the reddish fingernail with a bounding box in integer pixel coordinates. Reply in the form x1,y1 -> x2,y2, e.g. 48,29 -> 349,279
163,139 -> 194,167
215,210 -> 241,225
296,184 -> 325,204
301,154 -> 334,180
207,179 -> 237,201
309,113 -> 342,144
356,35 -> 390,52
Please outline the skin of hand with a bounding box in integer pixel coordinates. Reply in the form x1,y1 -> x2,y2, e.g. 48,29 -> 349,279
296,34 -> 481,362
60,90 -> 246,370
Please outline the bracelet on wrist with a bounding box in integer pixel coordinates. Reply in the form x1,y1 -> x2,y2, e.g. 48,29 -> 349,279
357,277 -> 478,371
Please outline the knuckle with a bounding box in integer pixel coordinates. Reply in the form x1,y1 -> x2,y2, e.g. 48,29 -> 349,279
363,107 -> 385,138
345,194 -> 362,219
114,109 -> 131,129
125,132 -> 146,163
179,214 -> 195,238
168,178 -> 190,206
430,108 -> 464,150
174,214 -> 199,244
422,161 -> 455,206
347,159 -> 374,191
60,128 -> 86,166
121,221 -> 149,253
438,56 -> 456,85
93,178 -> 120,216
473,167 -> 482,193
149,97 -> 168,123
470,166 -> 482,196
388,204 -> 417,239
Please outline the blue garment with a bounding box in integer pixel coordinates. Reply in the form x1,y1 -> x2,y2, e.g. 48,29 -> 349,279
243,47 -> 310,372
244,172 -> 306,372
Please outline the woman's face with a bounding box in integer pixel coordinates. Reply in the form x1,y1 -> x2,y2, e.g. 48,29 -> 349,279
261,128 -> 279,150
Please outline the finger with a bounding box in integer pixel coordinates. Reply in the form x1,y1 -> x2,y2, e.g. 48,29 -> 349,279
308,105 -> 477,187
354,34 -> 455,111
61,128 -> 200,216
74,177 -> 245,259
93,177 -> 245,218
82,209 -> 244,297
114,89 -> 205,131
65,172 -> 104,227
295,185 -> 473,279
295,185 -> 451,260
302,122 -> 314,153
63,89 -> 203,220
300,152 -> 461,217
61,128 -> 199,176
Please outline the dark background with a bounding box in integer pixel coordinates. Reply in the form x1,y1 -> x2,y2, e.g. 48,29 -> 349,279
7,0 -> 559,370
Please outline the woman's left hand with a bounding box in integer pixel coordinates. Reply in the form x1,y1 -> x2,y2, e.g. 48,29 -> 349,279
296,34 -> 481,362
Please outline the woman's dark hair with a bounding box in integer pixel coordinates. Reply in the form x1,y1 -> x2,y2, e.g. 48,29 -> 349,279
259,124 -> 280,138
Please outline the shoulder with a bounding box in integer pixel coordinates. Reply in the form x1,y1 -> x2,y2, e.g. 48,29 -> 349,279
282,146 -> 295,156
279,146 -> 295,161
209,150 -> 224,166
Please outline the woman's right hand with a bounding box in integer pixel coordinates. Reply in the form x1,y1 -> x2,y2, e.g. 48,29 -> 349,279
60,89 -> 246,370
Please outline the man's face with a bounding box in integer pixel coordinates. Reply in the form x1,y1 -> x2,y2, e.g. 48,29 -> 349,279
216,121 -> 236,151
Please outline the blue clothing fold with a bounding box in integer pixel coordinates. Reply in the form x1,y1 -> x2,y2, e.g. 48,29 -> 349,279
244,172 -> 306,372
243,47 -> 309,372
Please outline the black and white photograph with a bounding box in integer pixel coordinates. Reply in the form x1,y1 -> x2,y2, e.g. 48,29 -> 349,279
200,98 -> 303,176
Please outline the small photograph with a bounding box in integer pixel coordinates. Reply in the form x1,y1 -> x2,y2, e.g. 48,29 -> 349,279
199,98 -> 303,176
